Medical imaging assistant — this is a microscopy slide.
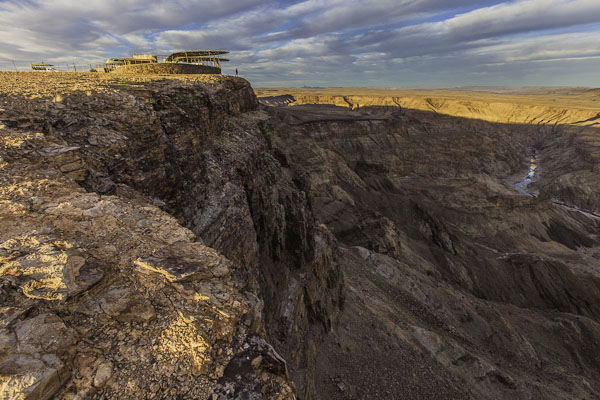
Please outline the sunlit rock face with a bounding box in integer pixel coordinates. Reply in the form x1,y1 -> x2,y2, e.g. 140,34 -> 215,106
256,87 -> 600,127
0,72 -> 344,400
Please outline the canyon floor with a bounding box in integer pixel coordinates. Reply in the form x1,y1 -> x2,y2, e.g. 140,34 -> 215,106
1,73 -> 600,399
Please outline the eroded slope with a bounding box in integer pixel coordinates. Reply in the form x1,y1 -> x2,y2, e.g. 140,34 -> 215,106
257,88 -> 600,126
264,102 -> 600,399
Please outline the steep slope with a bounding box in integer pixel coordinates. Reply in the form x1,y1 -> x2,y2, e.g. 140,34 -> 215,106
0,72 -> 343,400
264,103 -> 600,399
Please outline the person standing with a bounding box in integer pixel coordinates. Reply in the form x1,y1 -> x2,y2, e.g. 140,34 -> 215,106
235,68 -> 238,77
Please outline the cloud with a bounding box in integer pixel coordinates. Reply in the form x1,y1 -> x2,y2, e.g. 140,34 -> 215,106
349,0 -> 600,57
0,0 -> 268,61
0,0 -> 599,86
263,0 -> 500,41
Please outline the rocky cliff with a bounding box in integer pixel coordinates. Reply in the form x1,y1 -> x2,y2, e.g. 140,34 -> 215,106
262,102 -> 600,399
2,73 -> 600,400
0,72 -> 342,400
257,88 -> 600,126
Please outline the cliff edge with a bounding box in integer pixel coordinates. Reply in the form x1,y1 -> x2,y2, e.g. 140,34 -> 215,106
0,72 -> 342,399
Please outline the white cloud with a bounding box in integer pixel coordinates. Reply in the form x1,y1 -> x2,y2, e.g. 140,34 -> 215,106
467,31 -> 600,63
1,0 -> 600,86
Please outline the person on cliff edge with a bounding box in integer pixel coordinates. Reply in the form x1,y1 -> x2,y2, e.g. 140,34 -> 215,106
235,68 -> 238,77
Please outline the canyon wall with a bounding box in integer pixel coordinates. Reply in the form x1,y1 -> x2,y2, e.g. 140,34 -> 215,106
262,102 -> 600,399
257,89 -> 600,126
2,73 -> 600,400
0,72 -> 342,399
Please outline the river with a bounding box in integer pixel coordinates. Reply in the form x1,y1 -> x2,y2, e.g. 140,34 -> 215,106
513,149 -> 600,219
513,149 -> 537,197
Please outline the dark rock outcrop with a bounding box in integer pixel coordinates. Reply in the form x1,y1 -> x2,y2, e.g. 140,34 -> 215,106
0,72 -> 342,399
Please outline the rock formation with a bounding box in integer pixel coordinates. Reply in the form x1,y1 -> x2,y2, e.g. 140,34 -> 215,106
110,63 -> 221,75
261,101 -> 600,399
0,72 -> 341,399
1,72 -> 600,399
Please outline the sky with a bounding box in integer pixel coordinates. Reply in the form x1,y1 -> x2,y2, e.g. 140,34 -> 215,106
0,0 -> 599,87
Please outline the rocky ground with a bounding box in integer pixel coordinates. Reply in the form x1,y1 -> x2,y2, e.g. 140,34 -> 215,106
1,72 -> 600,399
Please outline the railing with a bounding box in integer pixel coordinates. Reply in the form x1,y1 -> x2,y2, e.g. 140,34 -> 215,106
0,63 -> 105,72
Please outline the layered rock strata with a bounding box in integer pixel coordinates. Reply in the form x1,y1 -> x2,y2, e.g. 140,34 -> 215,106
262,102 -> 600,399
256,88 -> 600,126
2,71 -> 600,400
0,72 -> 342,400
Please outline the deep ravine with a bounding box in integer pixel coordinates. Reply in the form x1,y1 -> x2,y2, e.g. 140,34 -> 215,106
1,73 -> 600,400
263,100 -> 600,399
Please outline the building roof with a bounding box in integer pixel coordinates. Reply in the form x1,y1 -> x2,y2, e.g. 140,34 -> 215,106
164,51 -> 229,63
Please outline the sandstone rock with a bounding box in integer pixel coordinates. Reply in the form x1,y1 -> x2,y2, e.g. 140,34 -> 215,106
0,314 -> 73,400
0,354 -> 67,400
14,314 -> 74,357
0,328 -> 16,361
212,334 -> 295,399
134,241 -> 229,282
0,234 -> 102,301
93,361 -> 113,387
93,285 -> 156,322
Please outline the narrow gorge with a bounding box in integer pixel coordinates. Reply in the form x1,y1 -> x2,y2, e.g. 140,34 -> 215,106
1,73 -> 600,399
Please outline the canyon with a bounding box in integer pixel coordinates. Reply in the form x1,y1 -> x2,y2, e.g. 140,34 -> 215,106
1,72 -> 599,399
